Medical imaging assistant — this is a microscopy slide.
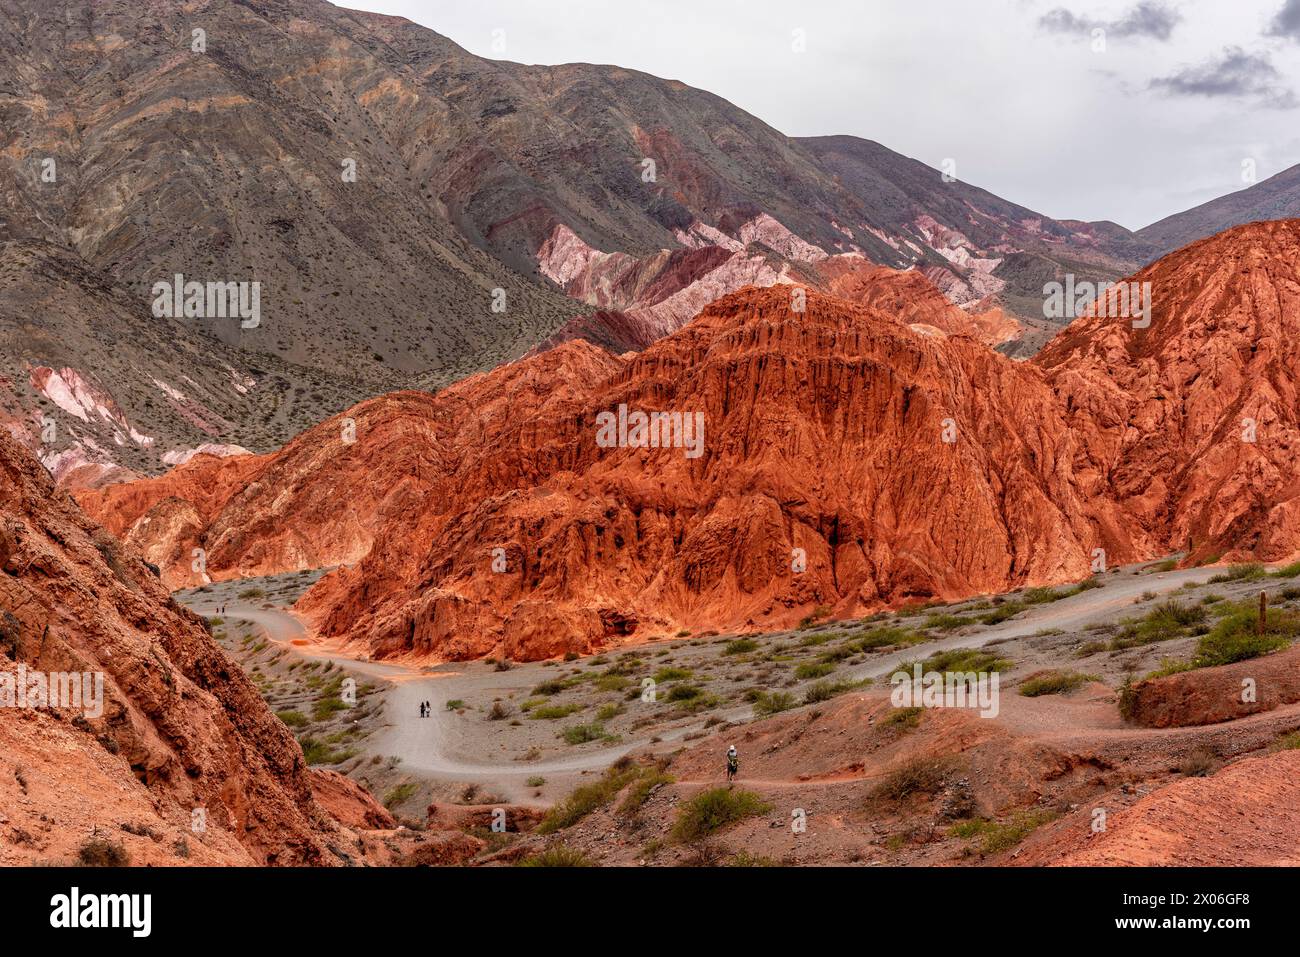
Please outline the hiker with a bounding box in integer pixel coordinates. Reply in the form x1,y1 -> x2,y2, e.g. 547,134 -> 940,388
419,702 -> 426,718
726,745 -> 739,783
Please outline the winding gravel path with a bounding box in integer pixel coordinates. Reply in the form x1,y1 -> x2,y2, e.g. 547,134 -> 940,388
199,565 -> 1216,794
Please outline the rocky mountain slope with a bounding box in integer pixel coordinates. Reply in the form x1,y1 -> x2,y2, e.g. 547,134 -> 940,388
0,430 -> 344,864
1035,219 -> 1300,564
1138,162 -> 1300,258
0,240 -> 370,486
1,0 -> 1185,485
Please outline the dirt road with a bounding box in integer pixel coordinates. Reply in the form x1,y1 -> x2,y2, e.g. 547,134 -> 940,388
190,564 -> 1216,802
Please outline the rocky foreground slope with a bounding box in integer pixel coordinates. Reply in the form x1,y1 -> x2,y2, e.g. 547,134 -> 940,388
0,430 -> 352,864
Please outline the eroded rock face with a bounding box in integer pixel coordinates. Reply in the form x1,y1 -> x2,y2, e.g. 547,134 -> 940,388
532,230 -> 1022,357
1035,220 -> 1300,564
0,432 -> 335,865
84,286 -> 1140,661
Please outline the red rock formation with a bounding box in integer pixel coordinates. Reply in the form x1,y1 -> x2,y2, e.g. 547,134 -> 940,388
0,432 -> 338,864
1035,219 -> 1300,563
84,286 -> 1140,661
534,241 -> 1021,358
815,257 -> 1021,347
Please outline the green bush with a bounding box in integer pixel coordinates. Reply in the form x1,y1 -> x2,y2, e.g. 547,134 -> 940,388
560,722 -> 607,744
910,647 -> 1010,674
869,756 -> 953,803
275,709 -> 308,728
1192,608 -> 1294,667
1018,670 -> 1098,697
978,601 -> 1026,625
1208,563 -> 1266,584
517,845 -> 592,867
530,703 -> 582,720
794,662 -> 834,680
752,690 -> 796,716
882,706 -> 924,729
537,766 -> 640,833
670,788 -> 771,842
802,679 -> 859,704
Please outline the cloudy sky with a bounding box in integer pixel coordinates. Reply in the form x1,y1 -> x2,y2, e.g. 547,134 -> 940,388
351,0 -> 1300,230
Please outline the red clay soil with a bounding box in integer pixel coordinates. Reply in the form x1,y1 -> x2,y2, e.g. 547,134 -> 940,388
1126,643 -> 1300,728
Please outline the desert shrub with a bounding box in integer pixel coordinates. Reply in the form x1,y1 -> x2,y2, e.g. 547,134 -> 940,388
77,837 -> 130,867
1208,563 -> 1266,584
802,679 -> 858,704
950,809 -> 1057,854
383,782 -> 417,808
1117,675 -> 1138,722
923,613 -> 968,632
752,690 -> 796,716
978,601 -> 1026,625
882,706 -> 924,729
1191,606 -> 1294,668
560,722 -> 606,744
1111,599 -> 1207,648
670,788 -> 771,842
667,684 -> 703,701
653,666 -> 692,683
794,662 -> 834,680
517,845 -> 592,867
724,639 -> 758,655
537,766 -> 640,833
868,755 -> 954,803
616,767 -> 674,816
910,647 -> 1010,674
1018,670 -> 1098,697
529,703 -> 582,720
275,709 -> 308,728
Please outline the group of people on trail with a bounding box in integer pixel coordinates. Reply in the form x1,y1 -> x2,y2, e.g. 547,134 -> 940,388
418,701 -> 433,718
